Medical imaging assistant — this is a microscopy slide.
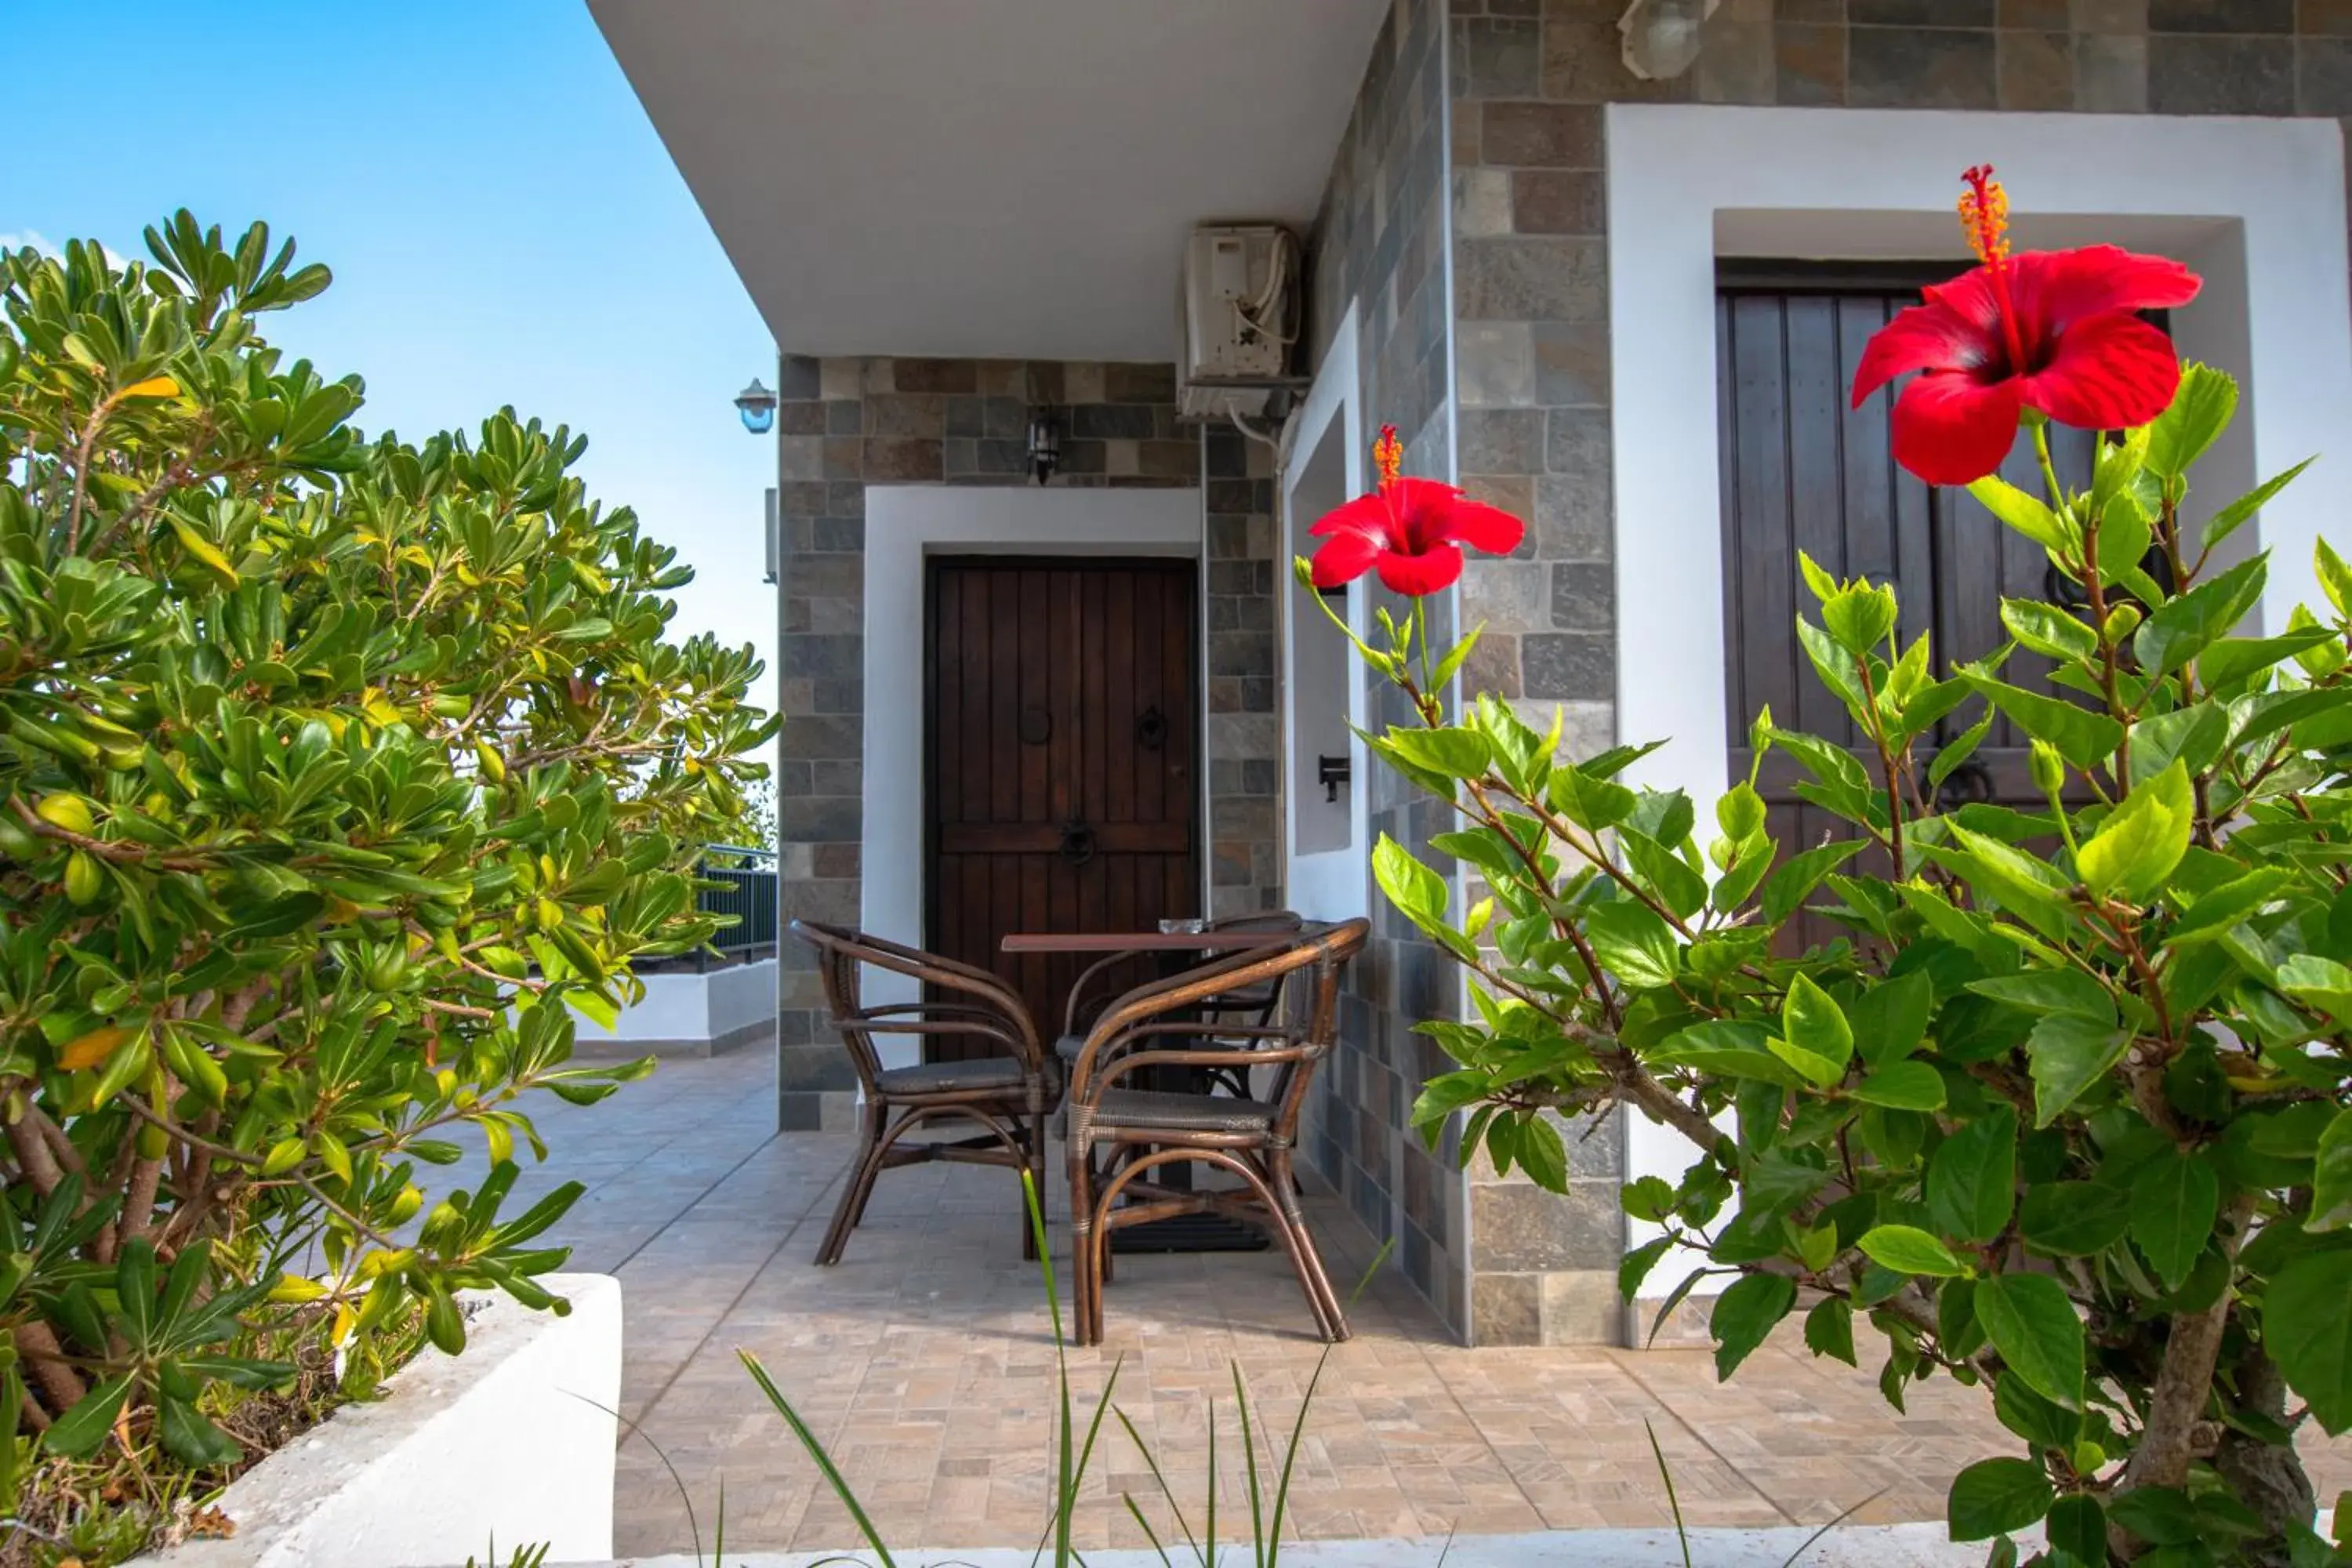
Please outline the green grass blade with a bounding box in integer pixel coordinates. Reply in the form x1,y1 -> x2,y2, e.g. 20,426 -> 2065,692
1232,1364 -> 1265,1568
1644,1417 -> 1692,1568
1263,1340 -> 1333,1568
1265,1239 -> 1388,1568
1206,1393 -> 1218,1568
1066,1356 -> 1125,1548
741,1349 -> 899,1568
1123,1492 -> 1177,1568
713,1475 -> 725,1568
1114,1403 -> 1203,1566
1780,1485 -> 1888,1566
562,1387 -> 702,1565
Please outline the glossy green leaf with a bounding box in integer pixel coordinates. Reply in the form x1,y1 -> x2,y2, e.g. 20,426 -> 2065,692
2076,760 -> 2193,903
1803,1296 -> 1857,1366
2269,1249 -> 2352,1435
1965,476 -> 2074,554
2133,554 -> 2267,677
1957,671 -> 2124,771
1857,1224 -> 1971,1278
2129,1149 -> 2220,1293
1851,1060 -> 1947,1112
1581,900 -> 1680,992
1709,1271 -> 1798,1378
2019,1181 -> 2135,1257
2310,1109 -> 2352,1232
1928,1105 -> 2018,1244
2027,1012 -> 2132,1127
1973,1272 -> 2085,1410
1947,1457 -> 2056,1542
1781,975 -> 1853,1074
2146,361 -> 2238,480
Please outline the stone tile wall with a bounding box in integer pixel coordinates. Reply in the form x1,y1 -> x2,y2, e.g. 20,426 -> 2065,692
1204,426 -> 1287,919
771,357 -> 1280,1129
1305,0 -> 1472,1338
1441,0 -> 2352,1343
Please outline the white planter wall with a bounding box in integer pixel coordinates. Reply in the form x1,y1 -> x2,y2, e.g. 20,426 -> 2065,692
132,1273 -> 622,1568
571,959 -> 776,1058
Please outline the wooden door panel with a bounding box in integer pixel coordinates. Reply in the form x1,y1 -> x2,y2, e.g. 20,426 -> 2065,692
925,559 -> 1200,1058
1716,271 -> 2152,954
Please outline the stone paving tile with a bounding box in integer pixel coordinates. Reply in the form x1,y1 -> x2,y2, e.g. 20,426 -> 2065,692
511,1052 -> 2352,1555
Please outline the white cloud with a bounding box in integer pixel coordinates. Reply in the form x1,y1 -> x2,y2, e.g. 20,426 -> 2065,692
1,231 -> 133,270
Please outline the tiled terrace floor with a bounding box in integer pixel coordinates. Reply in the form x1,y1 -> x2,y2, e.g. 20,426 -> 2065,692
499,1049 -> 2351,1556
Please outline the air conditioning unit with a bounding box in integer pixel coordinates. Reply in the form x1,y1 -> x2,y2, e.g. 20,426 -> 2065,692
1178,223 -> 1299,423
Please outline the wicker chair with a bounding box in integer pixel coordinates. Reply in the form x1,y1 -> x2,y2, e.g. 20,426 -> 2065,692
789,920 -> 1053,1266
1053,909 -> 1305,1091
1064,917 -> 1367,1346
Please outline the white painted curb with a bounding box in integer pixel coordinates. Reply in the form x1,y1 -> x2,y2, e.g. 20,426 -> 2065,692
572,1522 -> 2010,1568
132,1273 -> 621,1568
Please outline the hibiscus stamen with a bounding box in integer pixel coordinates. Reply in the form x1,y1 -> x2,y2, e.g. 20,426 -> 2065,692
1958,165 -> 2031,378
1374,424 -> 1403,492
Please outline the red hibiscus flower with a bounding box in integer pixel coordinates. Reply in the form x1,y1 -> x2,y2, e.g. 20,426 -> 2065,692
1308,426 -> 1524,596
1851,165 -> 2201,487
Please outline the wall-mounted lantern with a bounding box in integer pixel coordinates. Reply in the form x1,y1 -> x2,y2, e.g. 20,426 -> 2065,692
735,377 -> 779,435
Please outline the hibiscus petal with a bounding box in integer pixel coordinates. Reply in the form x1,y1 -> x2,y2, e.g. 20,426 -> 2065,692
1374,544 -> 1464,597
1390,477 -> 1526,557
1308,492 -> 1392,543
1851,298 -> 1996,408
2009,246 -> 2201,336
1309,529 -> 1383,589
1890,371 -> 2026,487
2020,310 -> 2183,433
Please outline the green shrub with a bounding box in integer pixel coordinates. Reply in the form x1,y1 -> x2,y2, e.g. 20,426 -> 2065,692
0,215 -> 773,1501
1308,332 -> 2352,1562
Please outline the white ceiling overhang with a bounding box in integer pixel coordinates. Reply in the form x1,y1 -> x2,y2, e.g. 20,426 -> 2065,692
590,0 -> 1389,363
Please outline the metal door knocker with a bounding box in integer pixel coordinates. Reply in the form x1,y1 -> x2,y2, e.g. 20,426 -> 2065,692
1019,704 -> 1053,746
1058,819 -> 1097,866
1136,705 -> 1166,751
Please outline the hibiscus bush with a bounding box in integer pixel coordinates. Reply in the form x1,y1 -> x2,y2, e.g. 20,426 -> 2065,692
1306,169 -> 2352,1566
0,216 -> 773,1524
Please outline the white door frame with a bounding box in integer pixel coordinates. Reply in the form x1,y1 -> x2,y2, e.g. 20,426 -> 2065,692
1279,298 -> 1371,920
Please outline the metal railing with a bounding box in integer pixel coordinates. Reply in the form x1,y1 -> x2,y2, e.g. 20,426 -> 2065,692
696,843 -> 779,956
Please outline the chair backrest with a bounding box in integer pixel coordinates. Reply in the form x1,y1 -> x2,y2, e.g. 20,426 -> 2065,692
1081,918 -> 1369,1131
787,920 -> 1044,1089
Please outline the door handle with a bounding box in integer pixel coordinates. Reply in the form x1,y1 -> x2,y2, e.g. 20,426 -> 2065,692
1058,819 -> 1097,866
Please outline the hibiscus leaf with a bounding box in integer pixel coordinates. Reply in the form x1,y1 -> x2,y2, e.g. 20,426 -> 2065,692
2203,456 -> 2314,557
2075,760 -> 2194,902
1966,475 -> 2075,555
2147,361 -> 2238,480
1956,670 -> 2123,771
2133,554 -> 2267,677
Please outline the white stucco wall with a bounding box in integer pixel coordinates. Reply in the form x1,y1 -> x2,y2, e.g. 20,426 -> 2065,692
132,1275 -> 620,1568
1606,105 -> 2352,1279
569,960 -> 777,1054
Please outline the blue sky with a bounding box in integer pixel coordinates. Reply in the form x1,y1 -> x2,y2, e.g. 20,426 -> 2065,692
2,0 -> 777,681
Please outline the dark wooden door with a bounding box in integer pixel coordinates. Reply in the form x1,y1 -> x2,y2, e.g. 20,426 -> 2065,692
1715,267 -> 2120,950
924,558 -> 1201,1059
